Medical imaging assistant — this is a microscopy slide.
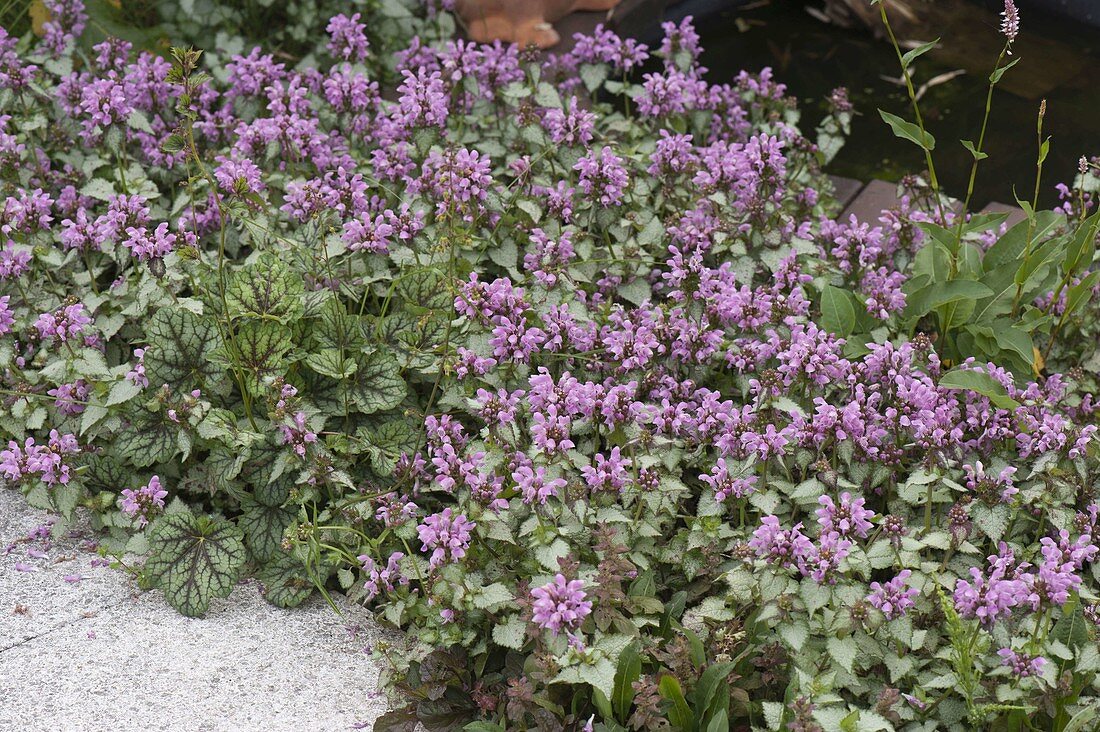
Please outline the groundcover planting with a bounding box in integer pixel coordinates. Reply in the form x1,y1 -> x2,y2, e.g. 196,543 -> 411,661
1,0 -> 1099,729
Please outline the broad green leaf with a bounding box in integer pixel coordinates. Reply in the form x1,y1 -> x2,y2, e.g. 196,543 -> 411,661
83,454 -> 129,493
971,503 -> 1009,541
579,657 -> 617,701
305,348 -> 357,379
938,368 -> 1020,410
145,513 -> 246,617
226,256 -> 305,319
312,296 -> 365,351
879,109 -> 935,151
1051,595 -> 1091,649
990,323 -> 1034,367
534,81 -> 563,109
827,635 -> 859,673
396,266 -> 451,310
114,413 -> 179,467
491,614 -> 526,650
127,109 -> 153,133
230,321 -> 293,392
350,349 -> 406,414
579,63 -> 607,92
106,378 -> 143,406
380,310 -> 448,371
780,620 -> 809,652
206,447 -> 249,492
239,495 -> 295,563
257,553 -> 315,609
983,211 -> 1063,271
52,481 -> 80,519
359,418 -> 421,476
144,306 -> 224,387
473,582 -> 513,610
820,285 -> 856,337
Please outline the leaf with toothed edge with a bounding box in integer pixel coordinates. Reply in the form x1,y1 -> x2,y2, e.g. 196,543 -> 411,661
145,512 -> 245,617
239,495 -> 295,563
257,554 -> 315,609
226,255 -> 304,321
144,306 -> 224,387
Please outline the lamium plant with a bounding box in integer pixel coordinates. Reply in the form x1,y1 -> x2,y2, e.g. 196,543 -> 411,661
1,2 -> 1099,731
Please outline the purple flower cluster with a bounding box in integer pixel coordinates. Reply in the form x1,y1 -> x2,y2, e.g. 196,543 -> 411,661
997,647 -> 1044,678
816,492 -> 875,538
417,508 -> 475,569
1,431 -> 80,486
358,551 -> 407,602
574,146 -> 629,207
34,303 -> 92,345
119,475 -> 168,528
867,570 -> 919,620
530,574 -> 592,636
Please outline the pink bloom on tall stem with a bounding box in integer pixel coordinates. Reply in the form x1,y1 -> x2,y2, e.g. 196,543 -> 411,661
1001,1 -> 1020,48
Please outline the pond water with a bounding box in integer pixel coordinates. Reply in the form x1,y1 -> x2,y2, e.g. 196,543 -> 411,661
694,0 -> 1100,208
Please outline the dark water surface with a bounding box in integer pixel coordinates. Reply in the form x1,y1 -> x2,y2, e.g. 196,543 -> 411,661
694,1 -> 1100,207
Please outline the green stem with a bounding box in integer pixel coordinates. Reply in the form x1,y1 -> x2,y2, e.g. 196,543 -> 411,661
878,3 -> 948,228
951,46 -> 1008,256
1012,101 -> 1049,317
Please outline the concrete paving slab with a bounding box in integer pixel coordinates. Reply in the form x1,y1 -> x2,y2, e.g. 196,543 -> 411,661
841,178 -> 900,223
0,489 -> 398,732
828,175 -> 864,212
0,489 -> 135,650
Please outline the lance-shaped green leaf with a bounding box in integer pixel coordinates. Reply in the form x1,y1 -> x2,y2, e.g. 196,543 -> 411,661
350,349 -> 406,414
658,675 -> 692,731
229,321 -> 293,392
939,367 -> 1020,410
145,513 -> 246,617
239,495 -> 295,563
1063,270 -> 1100,320
819,285 -> 856,337
879,109 -> 935,151
1063,210 -> 1100,278
144,306 -> 224,386
226,255 -> 304,321
989,322 -> 1035,370
903,279 -> 992,320
257,554 -> 315,609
